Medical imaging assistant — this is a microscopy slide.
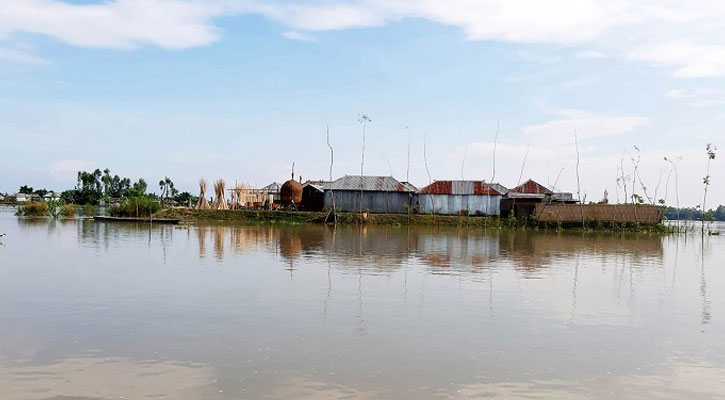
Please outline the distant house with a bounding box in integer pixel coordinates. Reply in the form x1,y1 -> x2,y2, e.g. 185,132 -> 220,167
43,192 -> 60,202
323,175 -> 417,213
500,179 -> 576,217
261,182 -> 282,203
15,193 -> 29,203
416,180 -> 504,216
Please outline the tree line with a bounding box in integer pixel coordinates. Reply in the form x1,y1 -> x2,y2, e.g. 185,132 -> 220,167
665,205 -> 725,222
14,168 -> 197,206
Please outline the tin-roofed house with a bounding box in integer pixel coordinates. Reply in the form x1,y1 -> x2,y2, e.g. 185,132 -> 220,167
261,182 -> 282,203
416,180 -> 503,216
323,175 -> 417,213
500,179 -> 575,217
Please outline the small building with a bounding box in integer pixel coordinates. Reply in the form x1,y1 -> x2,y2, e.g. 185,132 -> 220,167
301,181 -> 326,211
261,182 -> 282,203
323,175 -> 417,213
416,180 -> 503,216
500,179 -> 575,217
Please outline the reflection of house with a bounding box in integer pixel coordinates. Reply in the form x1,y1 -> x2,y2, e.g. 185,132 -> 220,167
416,180 -> 503,216
323,175 -> 417,213
500,179 -> 576,217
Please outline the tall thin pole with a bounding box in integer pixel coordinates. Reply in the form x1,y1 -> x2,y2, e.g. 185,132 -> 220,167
358,114 -> 371,217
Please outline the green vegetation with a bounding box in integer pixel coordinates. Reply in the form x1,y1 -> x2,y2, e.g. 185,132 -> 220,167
154,208 -> 669,232
110,196 -> 161,218
664,205 -> 725,222
56,168 -> 149,205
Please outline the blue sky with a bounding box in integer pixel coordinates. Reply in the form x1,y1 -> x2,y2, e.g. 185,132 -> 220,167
0,0 -> 723,206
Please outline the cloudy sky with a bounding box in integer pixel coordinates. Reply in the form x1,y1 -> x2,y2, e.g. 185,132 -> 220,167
0,0 -> 723,206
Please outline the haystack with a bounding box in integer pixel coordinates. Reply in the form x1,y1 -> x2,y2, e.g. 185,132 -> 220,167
212,179 -> 228,210
195,179 -> 211,210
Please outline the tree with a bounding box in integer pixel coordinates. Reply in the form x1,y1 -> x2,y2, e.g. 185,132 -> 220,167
75,169 -> 103,205
127,178 -> 148,197
158,177 -> 176,201
702,143 -> 717,234
19,185 -> 33,194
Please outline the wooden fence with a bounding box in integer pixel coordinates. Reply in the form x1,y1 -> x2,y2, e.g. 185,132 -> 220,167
534,204 -> 664,225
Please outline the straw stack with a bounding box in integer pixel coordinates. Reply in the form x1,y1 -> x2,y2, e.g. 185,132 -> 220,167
212,179 -> 228,210
195,179 -> 210,210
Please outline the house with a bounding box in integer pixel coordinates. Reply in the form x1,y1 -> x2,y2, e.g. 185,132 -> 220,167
301,181 -> 326,211
43,192 -> 61,202
500,179 -> 576,217
261,182 -> 282,203
416,180 -> 503,216
323,175 -> 417,213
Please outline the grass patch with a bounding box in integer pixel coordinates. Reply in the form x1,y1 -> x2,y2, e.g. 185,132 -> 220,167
110,196 -> 161,218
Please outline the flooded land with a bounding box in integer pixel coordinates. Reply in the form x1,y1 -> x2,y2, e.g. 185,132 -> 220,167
1,206 -> 725,399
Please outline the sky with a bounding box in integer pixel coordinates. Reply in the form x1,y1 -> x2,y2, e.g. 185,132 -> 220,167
0,0 -> 723,207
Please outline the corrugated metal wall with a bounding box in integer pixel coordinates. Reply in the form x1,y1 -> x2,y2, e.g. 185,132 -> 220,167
417,195 -> 501,216
324,191 -> 412,213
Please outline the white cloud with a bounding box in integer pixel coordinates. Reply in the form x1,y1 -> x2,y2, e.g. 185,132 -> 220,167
629,40 -> 725,78
0,0 -> 724,82
0,45 -> 48,64
50,160 -> 96,180
522,108 -> 649,145
0,0 -> 224,50
281,30 -> 316,42
665,88 -> 725,107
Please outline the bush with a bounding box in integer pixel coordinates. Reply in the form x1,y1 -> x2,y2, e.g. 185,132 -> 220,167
110,196 -> 161,217
17,202 -> 49,217
84,204 -> 96,217
61,204 -> 75,218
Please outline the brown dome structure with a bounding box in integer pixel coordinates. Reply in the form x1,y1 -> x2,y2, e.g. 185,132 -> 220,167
280,175 -> 302,206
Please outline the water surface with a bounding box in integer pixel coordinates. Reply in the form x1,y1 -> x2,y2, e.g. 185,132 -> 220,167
1,208 -> 724,399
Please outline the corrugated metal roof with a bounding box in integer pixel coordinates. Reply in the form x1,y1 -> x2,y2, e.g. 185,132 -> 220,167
261,182 -> 282,193
419,181 -> 504,195
508,179 -> 553,195
327,175 -> 417,192
489,183 -> 508,195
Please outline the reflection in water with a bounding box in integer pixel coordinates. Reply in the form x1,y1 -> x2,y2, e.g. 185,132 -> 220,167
2,212 -> 725,400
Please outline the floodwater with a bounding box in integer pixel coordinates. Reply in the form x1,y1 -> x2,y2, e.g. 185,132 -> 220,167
1,207 -> 725,399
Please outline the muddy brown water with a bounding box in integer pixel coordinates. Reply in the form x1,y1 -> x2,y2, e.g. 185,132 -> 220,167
1,207 -> 725,399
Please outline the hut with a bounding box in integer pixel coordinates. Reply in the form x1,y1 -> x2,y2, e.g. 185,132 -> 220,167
301,181 -> 326,211
500,179 -> 575,217
280,174 -> 303,208
261,182 -> 282,203
416,180 -> 503,216
322,175 -> 417,213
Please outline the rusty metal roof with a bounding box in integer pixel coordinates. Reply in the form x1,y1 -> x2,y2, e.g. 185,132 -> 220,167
508,179 -> 553,195
328,175 -> 417,192
419,180 -> 504,195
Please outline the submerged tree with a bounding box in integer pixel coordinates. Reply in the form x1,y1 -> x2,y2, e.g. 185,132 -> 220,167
702,143 -> 717,234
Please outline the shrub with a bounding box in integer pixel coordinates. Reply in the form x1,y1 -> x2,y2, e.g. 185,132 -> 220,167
84,204 -> 96,217
17,202 -> 49,217
110,196 -> 161,217
61,204 -> 75,218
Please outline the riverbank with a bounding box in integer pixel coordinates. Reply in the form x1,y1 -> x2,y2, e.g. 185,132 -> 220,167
154,207 -> 671,232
